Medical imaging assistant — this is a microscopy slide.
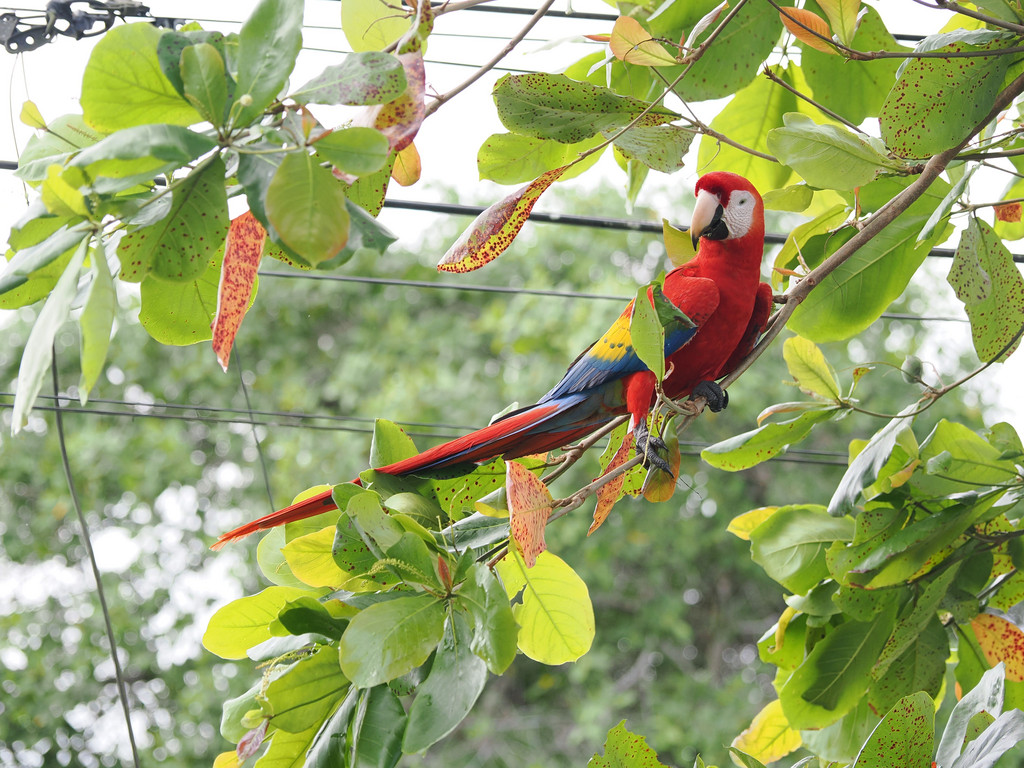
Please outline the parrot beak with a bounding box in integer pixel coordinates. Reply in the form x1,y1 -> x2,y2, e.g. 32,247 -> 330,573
691,189 -> 726,249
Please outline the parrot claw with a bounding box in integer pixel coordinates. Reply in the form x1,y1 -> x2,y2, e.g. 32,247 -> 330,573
691,380 -> 729,413
633,420 -> 672,474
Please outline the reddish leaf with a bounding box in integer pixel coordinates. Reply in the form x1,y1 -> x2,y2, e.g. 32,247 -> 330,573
971,614 -> 1024,681
438,165 -> 568,272
236,720 -> 267,761
996,202 -> 1022,223
506,460 -> 552,568
779,7 -> 836,54
212,211 -> 265,371
392,141 -> 421,186
365,51 -> 424,153
590,431 -> 634,536
584,33 -> 611,43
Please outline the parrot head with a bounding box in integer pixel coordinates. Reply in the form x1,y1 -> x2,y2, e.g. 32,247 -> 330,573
690,172 -> 764,250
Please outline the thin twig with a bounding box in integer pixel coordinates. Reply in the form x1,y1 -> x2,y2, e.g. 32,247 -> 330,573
51,346 -> 141,768
926,0 -> 1024,35
761,66 -> 865,134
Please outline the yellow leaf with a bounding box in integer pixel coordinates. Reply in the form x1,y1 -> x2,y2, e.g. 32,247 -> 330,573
779,7 -> 837,55
213,750 -> 240,768
971,614 -> 1024,681
20,100 -> 46,129
730,699 -> 802,765
42,165 -> 89,218
609,16 -> 678,67
727,507 -> 778,540
783,336 -> 841,400
817,0 -> 860,47
662,218 -> 697,266
641,434 -> 681,503
282,526 -> 348,588
391,141 -> 421,186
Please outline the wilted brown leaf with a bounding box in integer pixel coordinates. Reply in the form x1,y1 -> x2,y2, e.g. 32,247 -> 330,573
995,202 -> 1022,223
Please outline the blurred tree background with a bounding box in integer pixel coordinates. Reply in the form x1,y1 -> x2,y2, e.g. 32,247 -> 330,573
0,179 -> 992,767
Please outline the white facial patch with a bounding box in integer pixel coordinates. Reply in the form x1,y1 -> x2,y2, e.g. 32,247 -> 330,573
722,190 -> 757,239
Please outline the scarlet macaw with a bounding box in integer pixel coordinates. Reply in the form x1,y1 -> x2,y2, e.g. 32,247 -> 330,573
213,171 -> 773,549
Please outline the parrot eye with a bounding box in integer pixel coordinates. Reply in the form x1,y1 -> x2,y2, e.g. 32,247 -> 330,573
722,191 -> 758,239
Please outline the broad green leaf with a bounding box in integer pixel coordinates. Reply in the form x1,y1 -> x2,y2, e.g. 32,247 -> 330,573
936,664 -> 1006,768
676,1 -> 780,102
78,244 -> 115,402
265,648 -> 349,733
283,526 -> 349,588
588,721 -> 671,768
0,224 -> 88,300
15,114 -> 105,183
630,284 -> 665,381
314,128 -> 390,177
766,112 -> 900,190
728,507 -> 778,541
403,614 -> 487,753
749,504 -> 855,593
605,124 -> 692,174
948,218 -> 1024,363
203,586 -> 313,659
369,418 -> 418,468
232,0 -> 304,126
332,511 -> 394,593
916,420 -> 1021,498
81,23 -> 201,131
41,166 -> 88,218
789,178 -> 951,342
339,593 -> 446,688
70,124 -> 218,194
852,691 -> 934,768
495,549 -> 594,664
342,0 -> 409,52
772,203 -> 849,290
265,151 -> 350,266
780,608 -> 896,729
800,698 -> 880,764
783,336 -> 841,399
253,720 -> 319,766
696,65 -> 797,195
438,166 -> 568,272
137,244 -> 221,345
874,566 -> 959,677
291,52 -> 407,105
10,238 -> 88,435
477,133 -> 603,185
801,5 -> 904,124
867,617 -> 946,713
762,183 -> 815,213
119,155 -> 228,283
880,32 -> 1016,158
350,686 -> 406,768
181,43 -> 228,127
492,73 -> 678,145
275,596 -> 350,640
443,513 -> 510,552
730,699 -> 802,766
221,682 -> 260,743
702,406 -> 841,471
457,564 -> 518,675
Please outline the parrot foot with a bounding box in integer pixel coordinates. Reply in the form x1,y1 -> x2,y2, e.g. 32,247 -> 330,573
633,420 -> 671,474
690,380 -> 729,413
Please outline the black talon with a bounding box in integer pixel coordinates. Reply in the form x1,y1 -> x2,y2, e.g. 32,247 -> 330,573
633,419 -> 672,474
691,380 -> 728,413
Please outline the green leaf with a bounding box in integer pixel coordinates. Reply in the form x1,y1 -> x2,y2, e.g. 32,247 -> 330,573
339,593 -> 446,688
789,177 -> 952,342
41,166 -> 89,218
369,418 -> 418,468
314,128 -> 391,177
629,284 -> 665,381
800,5 -> 905,124
265,648 -> 349,733
780,608 -> 897,729
477,133 -> 604,185
220,681 -> 260,743
15,114 -> 105,183
403,614 -> 487,753
783,336 -> 841,399
181,43 -> 228,127
701,406 -> 841,471
457,563 -> 518,675
291,52 -> 407,105
916,420 -> 1021,498
767,112 -> 901,190
442,512 -> 511,552
276,597 -> 349,640
81,23 -> 201,131
119,155 -> 228,283
342,0 -> 410,52
350,685 -> 406,768
0,222 -> 87,301
10,238 -> 88,435
70,124 -> 218,194
495,549 -> 594,665
948,218 -> 1024,363
492,73 -> 679,144
332,507 -> 395,593
749,505 -> 855,593
867,617 -> 946,715
203,586 -> 314,659
880,32 -> 1017,158
852,691 -> 934,768
696,65 -> 797,195
232,0 -> 304,126
78,244 -> 115,402
771,203 -> 849,289
265,151 -> 350,266
800,697 -> 880,764
588,720 -> 671,768
873,566 -> 960,677
606,124 -> 693,174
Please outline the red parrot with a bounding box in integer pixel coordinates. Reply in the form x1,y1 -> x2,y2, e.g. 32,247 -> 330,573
213,171 -> 773,549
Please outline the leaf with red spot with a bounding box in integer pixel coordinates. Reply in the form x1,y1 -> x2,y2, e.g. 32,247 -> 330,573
506,460 -> 552,568
589,720 -> 670,768
365,51 -> 424,153
996,202 -> 1022,223
212,211 -> 265,371
971,614 -> 1024,681
590,430 -> 633,536
437,165 -> 568,272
